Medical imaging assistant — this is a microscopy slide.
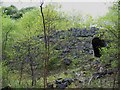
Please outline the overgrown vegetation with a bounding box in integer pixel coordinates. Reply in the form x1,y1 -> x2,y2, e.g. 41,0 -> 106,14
1,1 -> 119,88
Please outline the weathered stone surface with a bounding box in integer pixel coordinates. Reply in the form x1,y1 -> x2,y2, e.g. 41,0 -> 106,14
35,27 -> 99,60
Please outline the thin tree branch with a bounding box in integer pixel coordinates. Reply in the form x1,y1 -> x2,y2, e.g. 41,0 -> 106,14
40,2 -> 48,88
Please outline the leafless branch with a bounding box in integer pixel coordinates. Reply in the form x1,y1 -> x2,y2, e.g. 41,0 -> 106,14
40,2 -> 48,88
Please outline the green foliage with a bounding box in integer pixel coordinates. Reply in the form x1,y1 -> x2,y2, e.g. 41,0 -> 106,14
1,62 -> 10,87
18,9 -> 41,39
2,16 -> 17,61
3,5 -> 18,15
1,2 -> 119,88
97,2 -> 118,68
2,5 -> 23,19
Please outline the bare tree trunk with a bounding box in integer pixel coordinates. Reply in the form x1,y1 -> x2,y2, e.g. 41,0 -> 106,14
28,39 -> 35,86
47,18 -> 50,75
19,60 -> 24,85
40,3 -> 48,88
100,78 -> 102,88
30,61 -> 35,86
112,73 -> 117,89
